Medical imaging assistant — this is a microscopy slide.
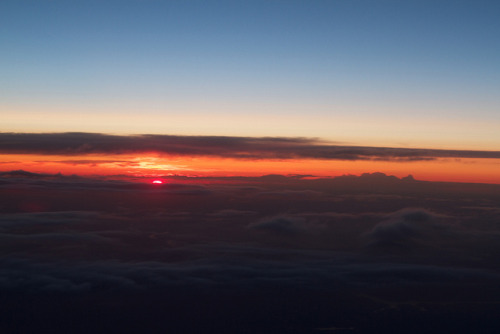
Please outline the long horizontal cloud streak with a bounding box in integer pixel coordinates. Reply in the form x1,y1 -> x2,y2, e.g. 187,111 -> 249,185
1,132 -> 500,161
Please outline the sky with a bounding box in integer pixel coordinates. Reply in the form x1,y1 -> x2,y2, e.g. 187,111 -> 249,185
1,0 -> 500,143
1,0 -> 500,183
1,2 -> 500,332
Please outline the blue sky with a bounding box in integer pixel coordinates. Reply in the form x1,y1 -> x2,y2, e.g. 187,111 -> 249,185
1,0 -> 499,147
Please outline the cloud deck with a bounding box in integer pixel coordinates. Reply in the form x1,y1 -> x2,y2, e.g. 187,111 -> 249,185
1,171 -> 499,333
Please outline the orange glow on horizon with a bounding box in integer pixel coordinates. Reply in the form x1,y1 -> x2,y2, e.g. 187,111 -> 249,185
0,153 -> 499,184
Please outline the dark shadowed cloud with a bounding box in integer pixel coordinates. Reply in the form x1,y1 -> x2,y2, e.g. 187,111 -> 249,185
365,208 -> 451,253
248,215 -> 308,234
1,170 -> 500,333
1,132 -> 500,161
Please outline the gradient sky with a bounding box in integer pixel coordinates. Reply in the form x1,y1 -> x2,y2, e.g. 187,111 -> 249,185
1,0 -> 500,183
2,0 -> 500,146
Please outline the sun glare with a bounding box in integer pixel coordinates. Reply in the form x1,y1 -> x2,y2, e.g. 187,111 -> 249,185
152,180 -> 163,184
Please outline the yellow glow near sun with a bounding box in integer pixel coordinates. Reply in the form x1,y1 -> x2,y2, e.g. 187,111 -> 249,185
130,157 -> 189,172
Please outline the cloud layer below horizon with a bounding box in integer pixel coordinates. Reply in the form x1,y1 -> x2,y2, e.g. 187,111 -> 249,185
1,170 -> 500,333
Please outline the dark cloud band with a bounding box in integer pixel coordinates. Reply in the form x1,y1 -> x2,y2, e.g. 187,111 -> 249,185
1,132 -> 499,161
